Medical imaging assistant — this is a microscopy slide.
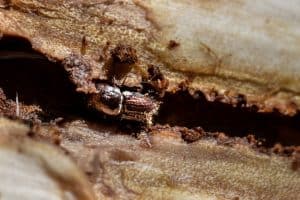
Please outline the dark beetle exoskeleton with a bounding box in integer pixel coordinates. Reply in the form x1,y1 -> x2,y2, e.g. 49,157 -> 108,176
89,83 -> 159,125
91,84 -> 123,116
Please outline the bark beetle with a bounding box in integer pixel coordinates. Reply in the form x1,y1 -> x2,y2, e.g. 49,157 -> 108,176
1,1 -> 300,199
0,0 -> 299,115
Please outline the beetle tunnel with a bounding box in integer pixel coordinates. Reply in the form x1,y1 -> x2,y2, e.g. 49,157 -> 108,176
0,36 -> 87,120
0,35 -> 300,148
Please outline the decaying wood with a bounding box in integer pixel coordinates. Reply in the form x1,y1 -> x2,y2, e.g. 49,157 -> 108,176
4,118 -> 297,200
1,1 -> 300,200
66,122 -> 300,200
0,118 -> 95,200
0,0 -> 300,115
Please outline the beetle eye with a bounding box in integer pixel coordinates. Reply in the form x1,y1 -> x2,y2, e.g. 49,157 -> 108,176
92,84 -> 123,116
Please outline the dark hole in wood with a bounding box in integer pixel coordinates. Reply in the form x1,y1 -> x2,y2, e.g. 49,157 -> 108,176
0,36 -> 86,120
157,91 -> 300,147
1,35 -> 299,148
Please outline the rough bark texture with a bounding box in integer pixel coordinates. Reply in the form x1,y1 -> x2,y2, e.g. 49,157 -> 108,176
2,118 -> 297,200
0,118 -> 96,200
0,1 -> 300,200
55,121 -> 300,200
0,0 -> 300,115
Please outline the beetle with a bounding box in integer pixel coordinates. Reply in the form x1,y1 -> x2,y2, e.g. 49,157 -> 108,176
62,49 -> 160,126
89,83 -> 159,126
